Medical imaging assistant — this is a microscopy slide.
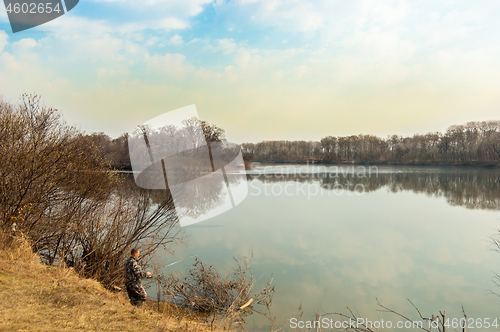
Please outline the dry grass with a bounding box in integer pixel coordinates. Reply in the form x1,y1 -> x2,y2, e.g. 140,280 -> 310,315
0,232 -> 224,332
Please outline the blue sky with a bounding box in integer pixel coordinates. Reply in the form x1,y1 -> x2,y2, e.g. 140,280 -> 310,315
1,0 -> 500,142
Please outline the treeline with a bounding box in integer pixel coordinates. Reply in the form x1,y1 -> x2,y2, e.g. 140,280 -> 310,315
88,121 -> 500,170
85,120 -> 227,170
84,132 -> 131,169
242,121 -> 500,166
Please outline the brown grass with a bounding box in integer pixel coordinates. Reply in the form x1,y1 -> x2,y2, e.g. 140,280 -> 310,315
0,232 -> 224,332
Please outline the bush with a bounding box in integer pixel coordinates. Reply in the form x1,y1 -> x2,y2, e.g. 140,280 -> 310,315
161,257 -> 274,327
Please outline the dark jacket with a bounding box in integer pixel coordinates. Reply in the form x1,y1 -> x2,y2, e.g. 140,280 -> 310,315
125,257 -> 147,286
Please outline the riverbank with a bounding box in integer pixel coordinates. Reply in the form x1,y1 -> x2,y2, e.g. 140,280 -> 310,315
247,160 -> 500,170
0,235 -> 223,332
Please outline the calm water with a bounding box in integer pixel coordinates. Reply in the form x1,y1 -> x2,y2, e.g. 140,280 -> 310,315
153,165 -> 500,331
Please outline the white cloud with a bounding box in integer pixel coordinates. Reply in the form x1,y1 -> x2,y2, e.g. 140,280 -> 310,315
37,17 -> 148,67
233,49 -> 261,72
155,17 -> 190,31
168,34 -> 184,45
0,52 -> 19,70
0,50 -> 56,99
215,0 -> 408,34
29,0 -> 203,52
146,36 -> 160,46
231,47 -> 307,74
89,0 -> 212,15
358,0 -> 409,26
428,47 -> 500,85
202,38 -> 238,54
12,38 -> 37,51
214,38 -> 237,54
124,41 -> 139,54
222,0 -> 324,32
0,30 -> 8,53
88,35 -> 124,62
144,52 -> 194,77
195,67 -> 214,80
342,27 -> 416,62
293,65 -> 309,80
419,9 -> 485,47
0,6 -> 7,22
40,9 -> 190,35
97,67 -> 130,81
43,16 -> 114,36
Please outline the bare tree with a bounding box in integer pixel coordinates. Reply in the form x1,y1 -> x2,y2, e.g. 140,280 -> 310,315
0,95 -> 184,288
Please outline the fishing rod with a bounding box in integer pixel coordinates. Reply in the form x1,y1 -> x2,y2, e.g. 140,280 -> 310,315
146,254 -> 198,279
146,255 -> 198,307
165,254 -> 198,268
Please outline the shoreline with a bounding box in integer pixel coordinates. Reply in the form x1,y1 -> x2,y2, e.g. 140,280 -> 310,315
247,160 -> 500,169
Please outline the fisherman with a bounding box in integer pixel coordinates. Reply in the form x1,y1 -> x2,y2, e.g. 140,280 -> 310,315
125,248 -> 152,307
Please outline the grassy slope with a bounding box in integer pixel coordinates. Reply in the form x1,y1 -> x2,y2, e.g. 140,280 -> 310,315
0,236 -> 216,332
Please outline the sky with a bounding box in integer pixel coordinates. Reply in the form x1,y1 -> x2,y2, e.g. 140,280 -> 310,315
0,0 -> 500,143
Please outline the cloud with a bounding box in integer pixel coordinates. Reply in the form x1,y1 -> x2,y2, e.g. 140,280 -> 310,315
34,17 -> 148,67
0,4 -> 7,22
0,52 -> 19,70
146,36 -> 160,46
358,0 -> 409,26
213,0 -> 408,34
214,38 -> 237,54
144,52 -> 194,77
43,16 -> 114,36
0,50 -> 56,99
428,46 -> 500,86
231,47 -> 307,75
96,66 -> 130,81
217,0 -> 324,32
38,5 -> 191,35
89,0 -> 212,15
0,31 -> 7,53
342,27 -> 416,62
12,38 -> 37,51
154,17 -> 190,31
418,9 -> 485,47
202,38 -> 238,54
168,34 -> 184,45
83,0 -> 211,31
88,35 -> 124,63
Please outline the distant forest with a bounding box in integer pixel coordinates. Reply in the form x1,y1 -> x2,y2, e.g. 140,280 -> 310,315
86,120 -> 500,169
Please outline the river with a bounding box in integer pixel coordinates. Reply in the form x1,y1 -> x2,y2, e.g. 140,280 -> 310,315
148,164 -> 500,331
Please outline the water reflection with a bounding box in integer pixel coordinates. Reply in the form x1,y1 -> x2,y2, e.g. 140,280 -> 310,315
121,165 -> 500,331
250,165 -> 500,210
119,157 -> 246,225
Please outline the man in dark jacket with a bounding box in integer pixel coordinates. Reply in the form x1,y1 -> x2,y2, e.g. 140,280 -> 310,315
125,248 -> 152,306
